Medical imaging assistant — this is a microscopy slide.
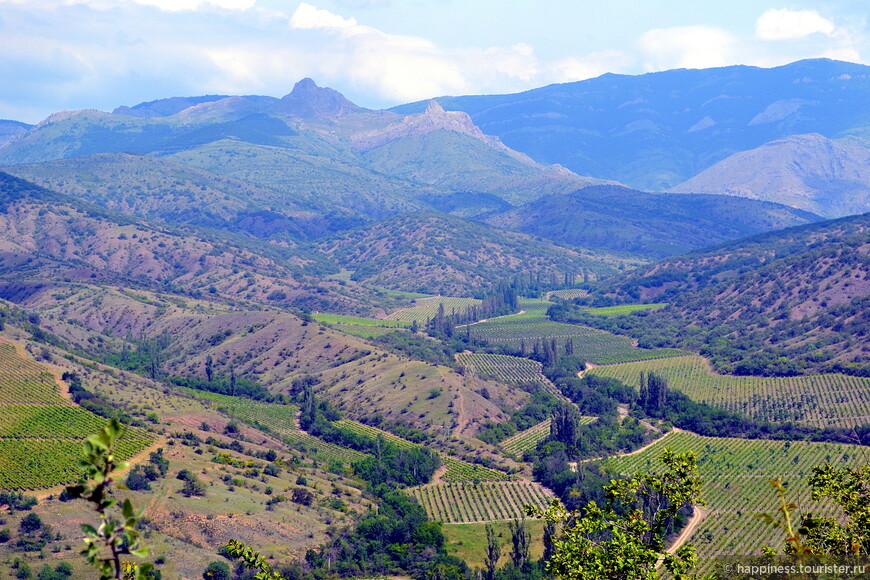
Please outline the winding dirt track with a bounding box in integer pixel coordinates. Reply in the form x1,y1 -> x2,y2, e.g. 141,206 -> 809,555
666,505 -> 707,554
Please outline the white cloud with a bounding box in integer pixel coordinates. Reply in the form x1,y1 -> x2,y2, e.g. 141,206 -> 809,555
290,2 -> 357,29
639,26 -> 736,70
756,9 -> 836,40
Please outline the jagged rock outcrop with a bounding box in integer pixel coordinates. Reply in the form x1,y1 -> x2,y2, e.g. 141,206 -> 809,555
352,100 -> 528,161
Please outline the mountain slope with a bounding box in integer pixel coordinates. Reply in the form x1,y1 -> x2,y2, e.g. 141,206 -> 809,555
556,213 -> 870,374
321,212 -> 635,296
484,185 -> 822,258
393,59 -> 870,190
669,134 -> 870,218
0,171 -> 375,313
0,120 -> 31,148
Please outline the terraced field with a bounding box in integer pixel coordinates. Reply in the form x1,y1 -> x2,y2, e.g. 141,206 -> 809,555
587,355 -> 870,428
469,315 -> 687,365
605,431 -> 870,569
408,480 -> 554,523
387,296 -> 482,324
0,340 -> 153,490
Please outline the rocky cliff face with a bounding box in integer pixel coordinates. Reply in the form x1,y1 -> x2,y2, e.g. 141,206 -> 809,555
352,100 -> 527,160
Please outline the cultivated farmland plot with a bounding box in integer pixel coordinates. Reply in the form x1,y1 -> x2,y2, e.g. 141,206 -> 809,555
469,315 -> 687,365
387,296 -> 482,324
0,342 -> 69,404
605,432 -> 870,571
0,340 -> 153,490
407,480 -> 554,523
500,416 -> 596,456
455,353 -> 556,394
588,355 -> 870,428
547,289 -> 589,301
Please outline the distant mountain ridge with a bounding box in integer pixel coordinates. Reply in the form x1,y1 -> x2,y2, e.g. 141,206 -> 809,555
393,59 -> 870,192
483,185 -> 822,258
670,133 -> 870,218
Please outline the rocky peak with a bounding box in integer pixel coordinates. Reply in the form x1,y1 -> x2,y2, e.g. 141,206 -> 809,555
351,100 -> 513,153
271,78 -> 362,119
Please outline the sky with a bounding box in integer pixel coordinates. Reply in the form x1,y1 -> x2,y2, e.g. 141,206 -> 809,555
0,0 -> 867,123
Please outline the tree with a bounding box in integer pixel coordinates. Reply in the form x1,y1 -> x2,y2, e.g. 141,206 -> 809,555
484,524 -> 501,580
508,517 -> 531,569
202,561 -> 231,580
18,513 -> 42,535
529,450 -> 709,580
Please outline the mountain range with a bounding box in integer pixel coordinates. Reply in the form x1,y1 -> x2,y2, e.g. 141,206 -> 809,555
394,59 -> 870,195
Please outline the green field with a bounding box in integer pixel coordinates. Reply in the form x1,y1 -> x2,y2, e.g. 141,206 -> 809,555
582,303 -> 667,316
588,355 -> 870,428
387,296 -> 482,324
408,481 -> 553,523
311,313 -> 410,328
443,520 -> 547,568
468,314 -> 688,365
605,431 -> 870,568
0,341 -> 153,490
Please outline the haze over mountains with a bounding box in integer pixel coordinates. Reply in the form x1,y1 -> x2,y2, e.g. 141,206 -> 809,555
2,60 -> 865,286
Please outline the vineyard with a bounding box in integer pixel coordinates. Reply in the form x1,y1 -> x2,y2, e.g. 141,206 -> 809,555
387,296 -> 482,324
184,389 -> 368,464
407,481 -> 554,523
333,419 -> 418,449
0,342 -> 69,404
468,315 -> 687,365
587,355 -> 870,428
0,340 -> 153,490
500,416 -> 596,456
605,431 -> 870,567
547,289 -> 589,300
455,353 -> 555,393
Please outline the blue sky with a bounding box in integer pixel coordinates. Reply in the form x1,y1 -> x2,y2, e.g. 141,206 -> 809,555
1,0 -> 867,123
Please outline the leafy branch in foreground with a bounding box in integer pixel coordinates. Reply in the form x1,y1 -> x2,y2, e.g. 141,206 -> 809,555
529,449 -> 711,580
224,539 -> 287,580
65,419 -> 154,580
761,464 -> 870,556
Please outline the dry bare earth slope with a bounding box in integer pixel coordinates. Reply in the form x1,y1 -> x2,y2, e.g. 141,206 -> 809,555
0,171 -> 374,314
593,212 -> 870,373
669,134 -> 870,218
